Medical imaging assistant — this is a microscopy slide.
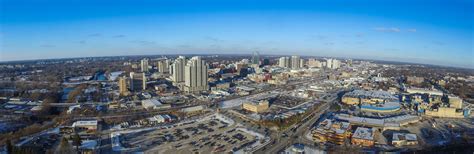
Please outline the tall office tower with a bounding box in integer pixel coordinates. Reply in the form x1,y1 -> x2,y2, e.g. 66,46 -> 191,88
118,76 -> 129,96
129,72 -> 146,91
308,58 -> 322,68
184,56 -> 209,93
262,58 -> 270,66
141,58 -> 149,72
347,59 -> 353,67
170,56 -> 186,84
157,59 -> 170,73
299,59 -> 305,68
251,51 -> 260,65
291,55 -> 301,69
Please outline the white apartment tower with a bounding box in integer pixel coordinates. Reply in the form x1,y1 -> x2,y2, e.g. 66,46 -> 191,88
326,59 -> 341,69
279,57 -> 290,68
184,56 -> 209,93
326,59 -> 332,69
170,56 -> 186,84
141,58 -> 149,72
157,59 -> 170,73
332,59 -> 341,69
291,55 -> 301,69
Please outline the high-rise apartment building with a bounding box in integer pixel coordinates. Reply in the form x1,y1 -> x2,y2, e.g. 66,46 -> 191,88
157,59 -> 170,73
118,76 -> 129,96
299,59 -> 305,68
141,58 -> 149,72
326,59 -> 332,69
279,57 -> 290,68
332,59 -> 341,69
184,56 -> 209,93
170,56 -> 186,84
130,72 -> 146,91
291,55 -> 301,69
326,59 -> 341,69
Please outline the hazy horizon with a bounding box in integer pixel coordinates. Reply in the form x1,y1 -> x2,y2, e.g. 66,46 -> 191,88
1,0 -> 473,68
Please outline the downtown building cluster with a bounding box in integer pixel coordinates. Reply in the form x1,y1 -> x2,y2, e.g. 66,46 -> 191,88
119,56 -> 209,95
279,56 -> 341,69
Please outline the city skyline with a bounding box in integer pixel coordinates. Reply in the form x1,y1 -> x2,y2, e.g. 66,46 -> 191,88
0,0 -> 473,68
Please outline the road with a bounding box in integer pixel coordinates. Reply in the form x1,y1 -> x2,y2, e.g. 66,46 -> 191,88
254,92 -> 339,153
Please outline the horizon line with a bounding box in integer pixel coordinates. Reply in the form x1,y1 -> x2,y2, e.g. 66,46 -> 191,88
0,53 -> 473,70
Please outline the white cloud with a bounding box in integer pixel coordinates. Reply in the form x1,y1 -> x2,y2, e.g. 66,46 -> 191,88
374,27 -> 401,32
407,29 -> 417,32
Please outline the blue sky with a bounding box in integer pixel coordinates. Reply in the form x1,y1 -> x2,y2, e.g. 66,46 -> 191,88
0,0 -> 473,68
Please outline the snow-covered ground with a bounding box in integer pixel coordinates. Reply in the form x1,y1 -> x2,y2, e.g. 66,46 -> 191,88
108,71 -> 124,81
16,127 -> 59,146
214,113 -> 235,125
111,132 -> 123,151
220,98 -> 246,109
235,128 -> 271,154
80,140 -> 98,150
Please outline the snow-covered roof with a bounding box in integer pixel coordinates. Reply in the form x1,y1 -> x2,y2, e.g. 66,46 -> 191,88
352,127 -> 373,140
72,120 -> 98,127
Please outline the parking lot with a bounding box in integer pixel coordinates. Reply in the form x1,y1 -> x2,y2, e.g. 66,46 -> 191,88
382,117 -> 474,149
271,95 -> 309,109
21,133 -> 60,151
119,117 -> 258,153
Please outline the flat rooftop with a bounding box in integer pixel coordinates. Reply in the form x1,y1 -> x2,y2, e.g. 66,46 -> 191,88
335,114 -> 420,128
352,127 -> 373,140
393,133 -> 417,141
344,90 -> 397,100
361,101 -> 401,111
72,120 -> 98,127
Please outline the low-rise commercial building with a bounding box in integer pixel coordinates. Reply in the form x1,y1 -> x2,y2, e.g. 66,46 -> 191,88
392,133 -> 418,147
448,96 -> 463,109
141,99 -> 170,110
72,120 -> 98,132
406,76 -> 424,84
242,100 -> 269,113
312,119 -> 352,145
406,88 -> 443,96
351,127 -> 374,147
342,90 -> 397,105
360,101 -> 401,113
180,105 -> 205,113
425,107 -> 464,118
335,113 -> 421,130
